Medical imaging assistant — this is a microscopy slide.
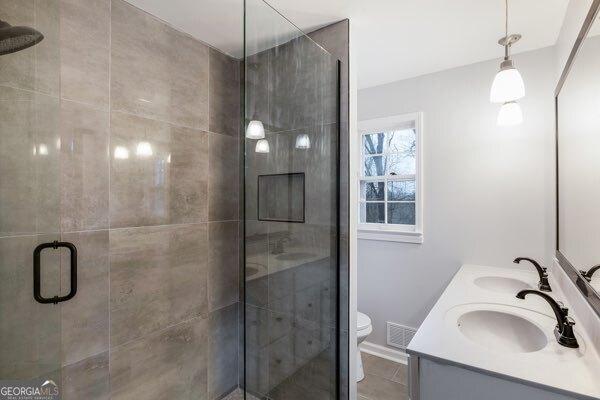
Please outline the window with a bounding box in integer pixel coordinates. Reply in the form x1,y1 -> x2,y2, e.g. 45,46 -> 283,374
358,113 -> 423,243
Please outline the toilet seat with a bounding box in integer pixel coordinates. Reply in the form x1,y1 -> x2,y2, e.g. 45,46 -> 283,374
357,312 -> 372,331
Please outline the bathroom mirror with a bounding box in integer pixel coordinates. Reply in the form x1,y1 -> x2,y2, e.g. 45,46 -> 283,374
556,2 -> 600,311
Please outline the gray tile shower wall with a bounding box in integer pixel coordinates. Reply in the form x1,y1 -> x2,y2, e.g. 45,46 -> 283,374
0,1 -> 241,399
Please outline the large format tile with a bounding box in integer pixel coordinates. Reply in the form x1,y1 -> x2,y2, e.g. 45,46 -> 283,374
268,36 -> 322,133
61,230 -> 109,366
34,0 -> 60,97
62,352 -> 109,400
245,347 -> 269,398
111,0 -> 209,129
109,223 -> 208,346
60,0 -> 110,108
358,372 -> 408,400
245,51 -> 270,130
391,364 -> 408,386
0,87 -> 60,236
208,221 -> 239,311
209,48 -> 241,137
209,132 -> 239,221
361,352 -> 401,381
110,112 -> 208,228
110,316 -> 208,400
244,220 -> 268,307
209,304 -> 239,400
267,335 -> 296,391
60,100 -> 109,232
0,234 -> 61,379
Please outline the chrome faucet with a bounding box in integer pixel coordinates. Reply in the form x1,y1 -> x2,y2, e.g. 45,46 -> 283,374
516,290 -> 579,348
513,257 -> 551,292
579,264 -> 600,283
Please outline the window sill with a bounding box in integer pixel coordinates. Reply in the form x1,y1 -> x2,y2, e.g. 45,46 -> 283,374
357,229 -> 423,244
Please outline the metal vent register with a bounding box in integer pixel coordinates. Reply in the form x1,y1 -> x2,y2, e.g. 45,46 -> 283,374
387,322 -> 417,350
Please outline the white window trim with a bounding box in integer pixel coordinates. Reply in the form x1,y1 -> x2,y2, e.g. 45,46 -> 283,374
357,112 -> 424,244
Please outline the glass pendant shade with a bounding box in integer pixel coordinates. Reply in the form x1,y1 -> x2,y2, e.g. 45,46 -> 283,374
295,134 -> 310,149
490,66 -> 525,103
255,139 -> 270,153
497,101 -> 523,126
246,120 -> 265,139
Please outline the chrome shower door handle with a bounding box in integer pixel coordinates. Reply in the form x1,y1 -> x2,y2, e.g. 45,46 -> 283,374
33,241 -> 78,304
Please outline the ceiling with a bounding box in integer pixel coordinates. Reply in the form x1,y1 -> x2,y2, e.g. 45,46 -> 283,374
125,0 -> 569,89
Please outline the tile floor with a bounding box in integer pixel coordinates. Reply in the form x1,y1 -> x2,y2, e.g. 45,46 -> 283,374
224,351 -> 408,400
222,388 -> 260,400
358,353 -> 409,400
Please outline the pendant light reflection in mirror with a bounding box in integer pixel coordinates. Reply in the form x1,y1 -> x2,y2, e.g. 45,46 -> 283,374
246,119 -> 269,153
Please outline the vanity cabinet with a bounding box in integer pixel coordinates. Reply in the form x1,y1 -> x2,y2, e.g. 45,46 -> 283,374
409,355 -> 582,400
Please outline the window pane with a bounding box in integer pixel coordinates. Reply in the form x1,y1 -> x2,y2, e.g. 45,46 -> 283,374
364,154 -> 415,177
361,181 -> 384,201
364,156 -> 385,176
388,202 -> 415,225
386,154 -> 416,175
363,133 -> 386,155
360,202 -> 385,223
388,180 -> 415,201
386,129 -> 416,154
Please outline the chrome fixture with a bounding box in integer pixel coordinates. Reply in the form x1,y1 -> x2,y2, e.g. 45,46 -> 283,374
0,19 -> 44,55
255,139 -> 270,153
490,34 -> 525,103
491,0 -> 525,126
513,257 -> 551,292
580,264 -> 600,282
516,290 -> 579,348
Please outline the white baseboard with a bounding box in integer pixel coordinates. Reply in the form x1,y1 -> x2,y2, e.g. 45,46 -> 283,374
359,341 -> 408,365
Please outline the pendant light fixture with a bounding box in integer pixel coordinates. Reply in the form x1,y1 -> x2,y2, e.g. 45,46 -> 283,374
490,0 -> 525,104
246,120 -> 265,139
497,101 -> 523,126
295,133 -> 310,150
255,139 -> 270,153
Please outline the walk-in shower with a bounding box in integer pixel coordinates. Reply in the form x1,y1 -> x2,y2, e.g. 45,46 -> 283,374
0,0 -> 348,398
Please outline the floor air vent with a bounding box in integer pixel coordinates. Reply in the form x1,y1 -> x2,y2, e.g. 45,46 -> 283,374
387,322 -> 417,350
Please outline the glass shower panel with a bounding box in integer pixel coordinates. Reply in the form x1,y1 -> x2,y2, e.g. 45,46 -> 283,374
0,0 -> 62,385
244,1 -> 342,399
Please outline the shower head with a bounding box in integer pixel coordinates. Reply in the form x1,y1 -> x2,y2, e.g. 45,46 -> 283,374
0,20 -> 43,56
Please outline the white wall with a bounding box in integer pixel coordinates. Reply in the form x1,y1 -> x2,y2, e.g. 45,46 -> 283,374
554,0 -> 593,83
357,47 -> 556,347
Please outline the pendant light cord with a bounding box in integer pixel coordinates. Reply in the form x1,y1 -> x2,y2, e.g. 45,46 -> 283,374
503,0 -> 509,60
505,0 -> 508,38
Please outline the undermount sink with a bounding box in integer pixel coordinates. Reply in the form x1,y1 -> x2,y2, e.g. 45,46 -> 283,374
457,310 -> 548,354
474,276 -> 532,294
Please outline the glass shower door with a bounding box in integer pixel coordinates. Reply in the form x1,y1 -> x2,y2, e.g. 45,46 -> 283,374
244,1 -> 343,399
0,3 -> 63,392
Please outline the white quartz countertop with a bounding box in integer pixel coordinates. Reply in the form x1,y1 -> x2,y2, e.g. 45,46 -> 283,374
407,264 -> 600,399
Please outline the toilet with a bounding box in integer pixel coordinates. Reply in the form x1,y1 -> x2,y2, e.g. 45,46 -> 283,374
356,311 -> 373,382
